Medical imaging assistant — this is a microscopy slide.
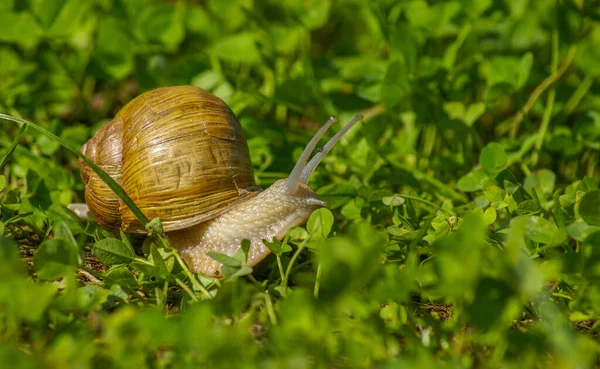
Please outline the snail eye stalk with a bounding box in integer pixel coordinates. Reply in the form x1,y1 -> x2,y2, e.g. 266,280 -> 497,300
285,116 -> 338,194
300,114 -> 363,185
285,114 -> 363,193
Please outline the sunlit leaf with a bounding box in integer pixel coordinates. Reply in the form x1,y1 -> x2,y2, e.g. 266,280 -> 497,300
93,238 -> 135,265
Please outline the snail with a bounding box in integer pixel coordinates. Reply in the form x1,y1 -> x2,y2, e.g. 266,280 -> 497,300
72,86 -> 362,278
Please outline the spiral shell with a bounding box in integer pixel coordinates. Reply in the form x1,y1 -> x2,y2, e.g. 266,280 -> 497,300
81,86 -> 256,233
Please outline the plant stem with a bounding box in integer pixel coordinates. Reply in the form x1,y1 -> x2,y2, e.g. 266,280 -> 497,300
533,28 -> 560,162
173,251 -> 213,300
314,263 -> 322,298
506,133 -> 538,168
281,239 -> 308,296
393,162 -> 468,202
264,292 -> 278,325
276,255 -> 285,282
564,75 -> 593,116
175,278 -> 199,302
509,44 -> 576,139
0,124 -> 26,168
398,194 -> 450,215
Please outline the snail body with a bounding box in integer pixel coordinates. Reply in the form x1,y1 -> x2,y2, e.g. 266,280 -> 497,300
168,179 -> 324,276
77,86 -> 362,277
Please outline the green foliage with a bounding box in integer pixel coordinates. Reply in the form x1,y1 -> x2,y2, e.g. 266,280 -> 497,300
1,0 -> 600,368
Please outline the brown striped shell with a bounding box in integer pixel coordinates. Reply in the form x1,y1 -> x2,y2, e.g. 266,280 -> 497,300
80,86 -> 256,233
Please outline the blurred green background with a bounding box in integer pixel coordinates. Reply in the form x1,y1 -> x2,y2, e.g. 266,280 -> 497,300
2,0 -> 600,368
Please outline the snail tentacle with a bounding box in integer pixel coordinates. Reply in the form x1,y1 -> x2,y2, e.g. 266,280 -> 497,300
300,114 -> 364,184
285,116 -> 338,194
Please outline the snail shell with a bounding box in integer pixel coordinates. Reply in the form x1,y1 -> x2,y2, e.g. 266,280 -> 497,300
80,86 -> 256,233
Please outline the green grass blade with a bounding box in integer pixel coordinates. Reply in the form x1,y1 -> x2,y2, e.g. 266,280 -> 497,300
0,123 -> 27,169
0,113 -> 149,226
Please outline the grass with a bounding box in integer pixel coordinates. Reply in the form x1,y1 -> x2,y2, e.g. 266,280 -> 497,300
1,1 -> 600,368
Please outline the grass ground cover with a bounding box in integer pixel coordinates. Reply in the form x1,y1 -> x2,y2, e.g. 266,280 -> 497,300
1,1 -> 600,368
